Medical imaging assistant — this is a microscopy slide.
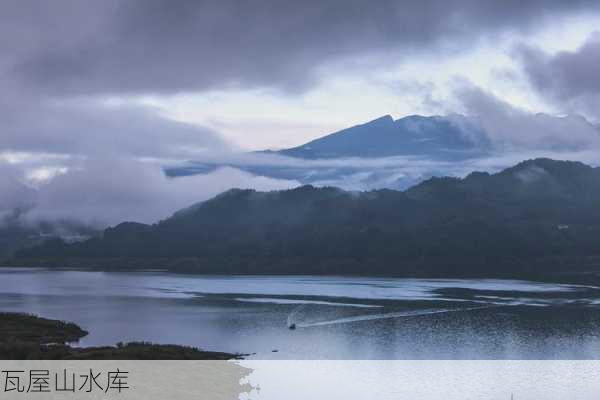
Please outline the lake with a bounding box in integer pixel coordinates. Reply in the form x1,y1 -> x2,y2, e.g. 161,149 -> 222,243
1,267 -> 600,359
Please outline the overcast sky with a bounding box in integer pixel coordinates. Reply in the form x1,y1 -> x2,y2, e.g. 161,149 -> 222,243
2,1 -> 600,225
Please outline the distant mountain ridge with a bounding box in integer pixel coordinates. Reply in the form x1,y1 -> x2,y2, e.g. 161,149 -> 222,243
167,114 -> 494,189
169,112 -> 600,191
271,114 -> 491,160
13,158 -> 600,278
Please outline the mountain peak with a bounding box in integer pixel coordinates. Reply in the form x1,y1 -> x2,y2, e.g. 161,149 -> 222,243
366,114 -> 394,124
276,114 -> 489,160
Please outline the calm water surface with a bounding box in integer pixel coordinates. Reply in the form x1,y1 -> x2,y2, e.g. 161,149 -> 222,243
1,268 -> 600,359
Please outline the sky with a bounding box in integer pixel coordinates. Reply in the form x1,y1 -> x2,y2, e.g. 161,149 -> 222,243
2,1 -> 600,226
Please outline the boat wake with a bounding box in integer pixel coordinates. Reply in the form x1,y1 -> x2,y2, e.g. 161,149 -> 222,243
289,305 -> 497,329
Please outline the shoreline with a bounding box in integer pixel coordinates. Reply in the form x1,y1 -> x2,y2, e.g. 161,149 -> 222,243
2,264 -> 599,287
0,312 -> 243,360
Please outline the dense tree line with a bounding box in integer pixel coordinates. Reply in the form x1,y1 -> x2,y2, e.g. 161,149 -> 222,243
13,158 -> 600,277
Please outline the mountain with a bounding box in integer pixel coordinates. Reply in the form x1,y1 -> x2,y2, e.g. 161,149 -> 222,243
272,114 -> 491,160
0,177 -> 100,259
167,113 -> 600,191
166,114 -> 492,190
0,211 -> 98,260
13,158 -> 600,278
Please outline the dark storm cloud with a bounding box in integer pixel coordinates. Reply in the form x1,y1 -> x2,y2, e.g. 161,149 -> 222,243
517,32 -> 600,119
4,0 -> 599,95
0,0 -> 232,160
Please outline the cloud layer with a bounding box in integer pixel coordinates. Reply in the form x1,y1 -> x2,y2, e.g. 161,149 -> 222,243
518,31 -> 600,120
0,159 -> 299,227
0,101 -> 231,159
4,0 -> 599,95
453,83 -> 600,150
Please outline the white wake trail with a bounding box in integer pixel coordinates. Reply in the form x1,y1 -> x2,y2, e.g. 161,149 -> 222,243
294,305 -> 496,329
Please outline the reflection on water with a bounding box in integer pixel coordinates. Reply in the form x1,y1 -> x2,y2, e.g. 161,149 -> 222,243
1,268 -> 600,359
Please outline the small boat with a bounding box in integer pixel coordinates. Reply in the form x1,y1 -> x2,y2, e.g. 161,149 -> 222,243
288,323 -> 296,330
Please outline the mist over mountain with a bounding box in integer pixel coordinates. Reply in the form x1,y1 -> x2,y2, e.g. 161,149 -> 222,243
168,113 -> 600,191
15,158 -> 600,278
169,114 -> 492,185
0,212 -> 98,260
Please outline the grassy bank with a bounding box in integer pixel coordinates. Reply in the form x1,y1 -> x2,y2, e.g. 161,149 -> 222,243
0,312 -> 242,360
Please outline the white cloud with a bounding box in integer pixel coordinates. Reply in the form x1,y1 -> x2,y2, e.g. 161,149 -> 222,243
452,83 -> 600,151
15,159 -> 300,226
